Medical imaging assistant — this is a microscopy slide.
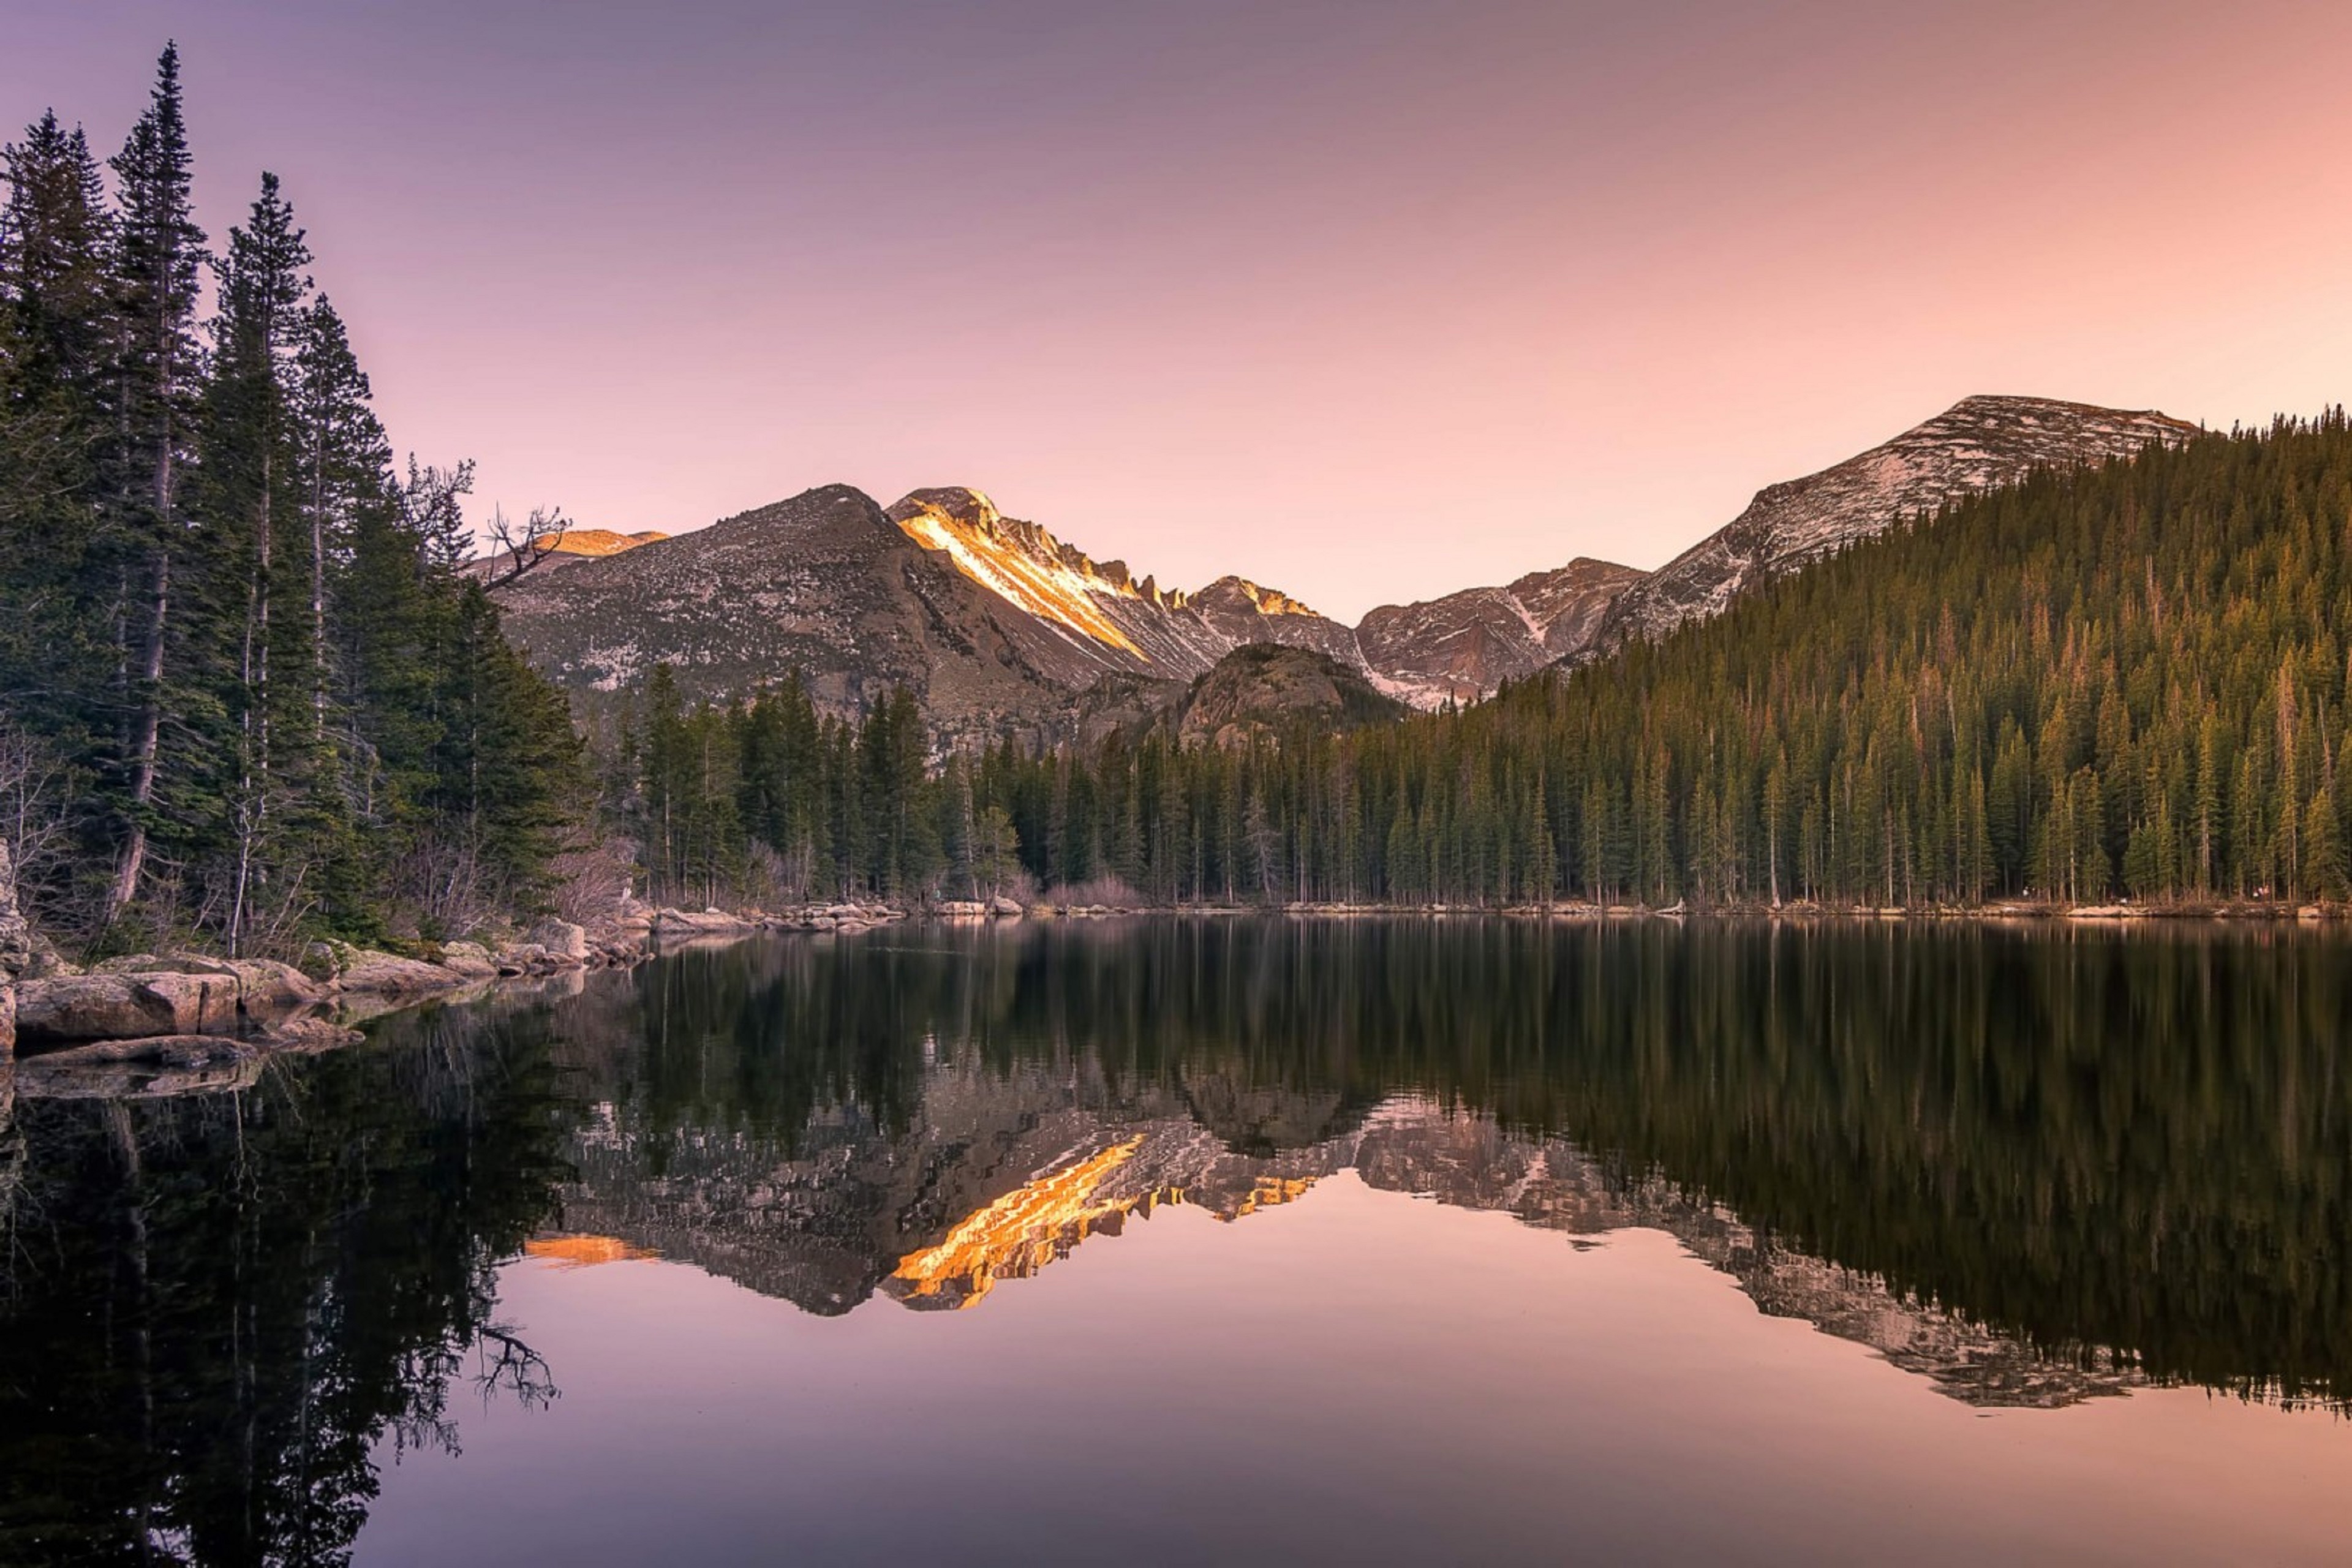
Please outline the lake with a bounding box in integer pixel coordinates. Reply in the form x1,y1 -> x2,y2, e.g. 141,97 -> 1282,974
4,918 -> 2350,1564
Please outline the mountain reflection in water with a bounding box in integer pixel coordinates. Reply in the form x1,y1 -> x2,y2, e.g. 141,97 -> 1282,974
2,917 -> 2350,1562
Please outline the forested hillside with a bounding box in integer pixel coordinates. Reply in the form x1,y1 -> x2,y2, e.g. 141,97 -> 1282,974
0,48 -> 577,952
612,415 -> 2352,910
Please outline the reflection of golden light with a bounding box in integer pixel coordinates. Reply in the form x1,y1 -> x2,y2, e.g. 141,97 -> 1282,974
890,1143 -> 1317,1309
891,1137 -> 1144,1308
1227,1174 -> 1316,1218
527,1234 -> 659,1268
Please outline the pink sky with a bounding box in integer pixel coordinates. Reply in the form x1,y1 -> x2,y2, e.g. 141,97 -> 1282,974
12,1 -> 2352,618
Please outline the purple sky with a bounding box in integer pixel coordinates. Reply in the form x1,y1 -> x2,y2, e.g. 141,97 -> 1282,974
12,1 -> 2352,617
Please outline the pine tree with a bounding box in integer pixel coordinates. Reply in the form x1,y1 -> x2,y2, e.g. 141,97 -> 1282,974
103,43 -> 206,918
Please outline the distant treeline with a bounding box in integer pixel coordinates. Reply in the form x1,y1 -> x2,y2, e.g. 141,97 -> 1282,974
619,413 -> 2352,909
0,47 -> 577,951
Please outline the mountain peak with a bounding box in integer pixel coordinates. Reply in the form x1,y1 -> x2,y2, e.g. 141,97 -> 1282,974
1938,392 -> 2196,429
1584,393 -> 2201,656
1191,576 -> 1324,619
893,486 -> 1003,532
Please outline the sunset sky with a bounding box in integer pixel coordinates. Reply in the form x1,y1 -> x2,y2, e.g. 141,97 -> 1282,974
12,1 -> 2352,619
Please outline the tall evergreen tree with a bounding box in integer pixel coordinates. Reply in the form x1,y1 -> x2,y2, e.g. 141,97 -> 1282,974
102,42 -> 206,918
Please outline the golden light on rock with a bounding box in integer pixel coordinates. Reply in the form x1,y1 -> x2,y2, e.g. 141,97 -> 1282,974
894,500 -> 1148,658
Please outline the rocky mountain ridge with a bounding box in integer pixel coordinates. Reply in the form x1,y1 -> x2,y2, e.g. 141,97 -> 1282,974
492,394 -> 2197,735
1579,394 -> 2200,658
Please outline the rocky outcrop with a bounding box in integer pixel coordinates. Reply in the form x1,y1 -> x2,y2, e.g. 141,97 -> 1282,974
1581,394 -> 2199,658
526,918 -> 589,962
436,940 -> 501,979
92,953 -> 321,1009
1355,558 -> 1645,704
1172,645 -> 1406,749
15,972 -> 242,1045
300,941 -> 460,996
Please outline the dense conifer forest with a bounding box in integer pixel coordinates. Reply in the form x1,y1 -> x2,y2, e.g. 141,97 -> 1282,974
0,47 -> 578,952
615,413 -> 2352,910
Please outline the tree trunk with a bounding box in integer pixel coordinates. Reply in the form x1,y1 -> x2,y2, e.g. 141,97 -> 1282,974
107,549 -> 170,919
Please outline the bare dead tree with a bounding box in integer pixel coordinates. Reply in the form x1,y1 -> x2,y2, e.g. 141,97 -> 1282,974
482,504 -> 573,586
0,725 -> 71,891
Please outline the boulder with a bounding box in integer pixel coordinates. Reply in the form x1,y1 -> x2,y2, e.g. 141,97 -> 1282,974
437,941 -> 500,979
988,895 -> 1025,918
496,943 -> 551,976
526,918 -> 589,962
13,971 -> 248,1044
314,941 -> 459,996
652,908 -> 750,937
94,953 -> 322,1011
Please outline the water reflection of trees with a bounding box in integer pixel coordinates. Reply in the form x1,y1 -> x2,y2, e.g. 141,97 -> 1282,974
0,1006 -> 575,1566
564,921 -> 2352,1407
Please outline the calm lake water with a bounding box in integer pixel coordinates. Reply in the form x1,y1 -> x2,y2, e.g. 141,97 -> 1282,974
4,918 -> 2351,1564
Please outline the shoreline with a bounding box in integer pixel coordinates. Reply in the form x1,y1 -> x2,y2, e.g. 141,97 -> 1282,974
10,893 -> 2343,1102
1015,898 -> 2348,922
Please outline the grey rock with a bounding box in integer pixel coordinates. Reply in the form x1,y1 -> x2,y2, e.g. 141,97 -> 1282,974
316,943 -> 459,996
438,941 -> 500,979
15,972 -> 241,1044
526,918 -> 589,962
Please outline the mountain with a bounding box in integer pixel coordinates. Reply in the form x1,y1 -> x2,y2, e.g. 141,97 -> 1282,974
497,483 -> 1367,740
1355,558 -> 1645,705
492,484 -> 1110,742
1580,394 -> 2199,659
491,394 -> 2199,733
1172,644 -> 1407,748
